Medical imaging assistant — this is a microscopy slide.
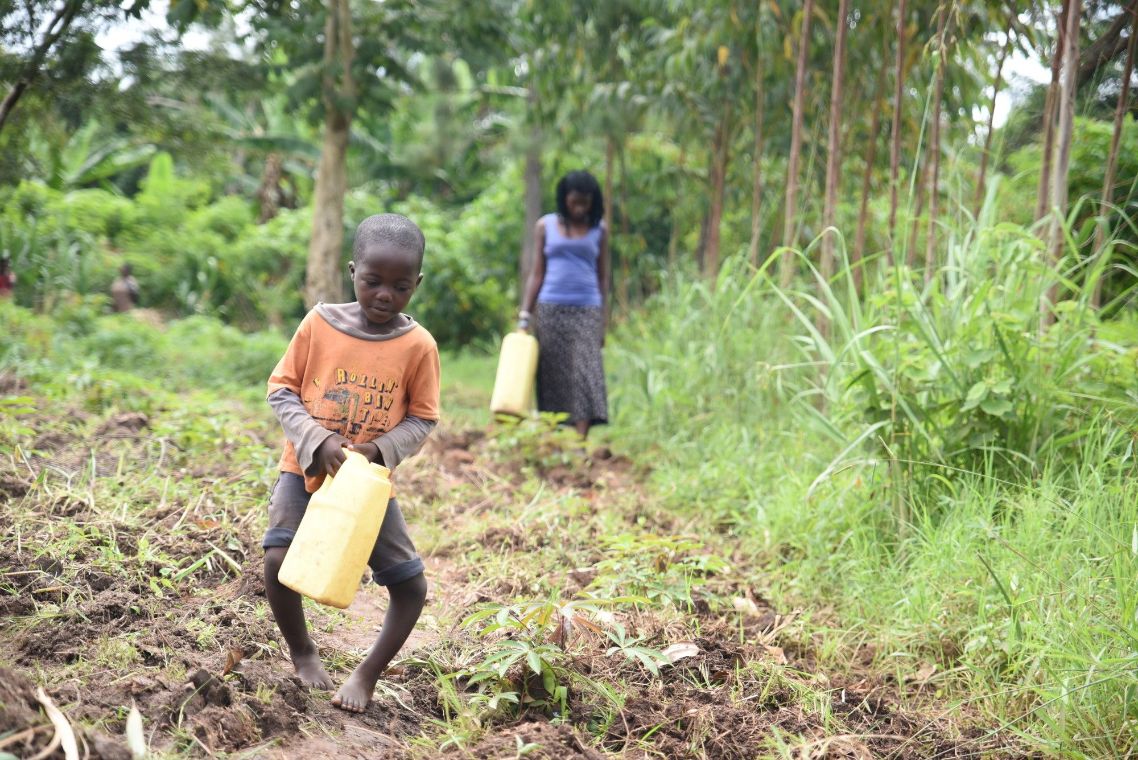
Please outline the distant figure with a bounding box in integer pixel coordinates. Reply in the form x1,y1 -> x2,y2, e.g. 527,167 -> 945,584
110,263 -> 140,312
518,170 -> 610,439
0,256 -> 14,299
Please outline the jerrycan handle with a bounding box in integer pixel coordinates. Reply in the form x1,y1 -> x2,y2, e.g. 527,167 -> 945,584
341,447 -> 391,478
321,448 -> 390,491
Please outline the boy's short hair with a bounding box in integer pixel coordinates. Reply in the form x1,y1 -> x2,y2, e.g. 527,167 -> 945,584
353,214 -> 426,268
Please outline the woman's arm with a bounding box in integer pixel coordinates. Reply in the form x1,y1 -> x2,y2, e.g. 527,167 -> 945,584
519,219 -> 547,326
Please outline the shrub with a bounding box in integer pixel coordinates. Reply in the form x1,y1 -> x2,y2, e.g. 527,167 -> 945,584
47,189 -> 137,245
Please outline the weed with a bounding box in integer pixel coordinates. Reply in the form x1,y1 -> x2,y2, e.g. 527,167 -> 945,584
588,534 -> 729,610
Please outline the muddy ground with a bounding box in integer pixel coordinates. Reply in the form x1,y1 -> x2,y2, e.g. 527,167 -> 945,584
0,404 -> 1025,758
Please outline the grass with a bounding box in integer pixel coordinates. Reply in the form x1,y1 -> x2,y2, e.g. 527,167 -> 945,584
2,207 -> 1136,756
603,218 -> 1138,754
438,348 -> 497,426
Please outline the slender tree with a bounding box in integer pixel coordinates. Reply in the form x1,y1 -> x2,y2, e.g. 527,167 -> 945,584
887,0 -> 907,264
907,156 -> 927,266
519,84 -> 542,300
820,0 -> 851,285
853,60 -> 888,289
748,19 -> 767,267
704,46 -> 733,280
1036,1 -> 1069,222
304,0 -> 355,307
974,39 -> 1010,219
924,2 -> 949,283
1044,0 -> 1080,324
1092,0 -> 1138,308
0,0 -> 86,133
779,0 -> 814,286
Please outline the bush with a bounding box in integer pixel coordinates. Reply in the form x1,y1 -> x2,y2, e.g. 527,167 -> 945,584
162,316 -> 287,388
47,189 -> 137,245
1,300 -> 288,397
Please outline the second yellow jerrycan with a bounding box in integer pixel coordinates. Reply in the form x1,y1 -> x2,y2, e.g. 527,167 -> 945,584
490,330 -> 539,417
277,449 -> 391,609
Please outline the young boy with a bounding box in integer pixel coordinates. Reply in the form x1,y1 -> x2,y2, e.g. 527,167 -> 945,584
262,213 -> 439,713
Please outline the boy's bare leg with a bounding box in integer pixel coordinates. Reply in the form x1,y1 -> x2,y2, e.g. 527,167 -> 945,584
575,419 -> 589,439
264,547 -> 334,689
332,573 -> 427,713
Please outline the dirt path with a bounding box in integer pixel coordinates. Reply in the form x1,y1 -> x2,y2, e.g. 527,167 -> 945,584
0,411 -> 1022,758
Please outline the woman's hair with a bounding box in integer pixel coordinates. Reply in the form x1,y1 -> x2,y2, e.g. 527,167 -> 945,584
556,170 -> 604,228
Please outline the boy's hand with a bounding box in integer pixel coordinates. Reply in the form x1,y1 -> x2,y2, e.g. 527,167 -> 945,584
314,434 -> 352,477
347,441 -> 383,465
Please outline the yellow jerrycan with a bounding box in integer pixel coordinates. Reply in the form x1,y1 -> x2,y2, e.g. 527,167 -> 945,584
277,449 -> 391,609
490,330 -> 539,416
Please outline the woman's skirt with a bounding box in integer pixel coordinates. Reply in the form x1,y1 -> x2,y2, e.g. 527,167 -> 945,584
534,303 -> 608,426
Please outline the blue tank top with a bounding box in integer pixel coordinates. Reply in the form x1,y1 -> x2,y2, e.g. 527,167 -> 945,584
537,214 -> 603,307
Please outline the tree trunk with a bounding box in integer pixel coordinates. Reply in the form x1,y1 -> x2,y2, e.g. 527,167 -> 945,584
0,0 -> 83,135
1092,0 -> 1138,308
519,85 -> 543,300
887,0 -> 907,265
258,153 -> 284,224
974,43 -> 1010,219
705,96 -> 732,280
668,149 -> 686,269
1078,3 -> 1135,87
1044,0 -> 1080,325
820,0 -> 850,286
924,3 -> 949,284
305,0 -> 355,308
618,144 -> 631,305
779,0 -> 814,287
1036,1 -> 1069,223
604,135 -> 615,255
748,34 -> 767,267
906,157 -> 927,268
853,62 -> 888,290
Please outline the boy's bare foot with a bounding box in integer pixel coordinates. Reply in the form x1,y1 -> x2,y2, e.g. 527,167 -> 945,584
331,670 -> 376,713
290,651 -> 334,690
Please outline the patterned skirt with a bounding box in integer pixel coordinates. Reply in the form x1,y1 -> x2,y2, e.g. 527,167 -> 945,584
534,303 -> 608,425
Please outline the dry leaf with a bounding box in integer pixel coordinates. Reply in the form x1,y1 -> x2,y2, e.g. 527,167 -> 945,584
35,687 -> 79,760
762,645 -> 788,665
221,647 -> 243,676
594,609 -> 617,626
548,613 -> 573,647
125,703 -> 146,759
661,642 -> 700,664
911,662 -> 937,684
567,567 -> 596,587
733,597 -> 760,616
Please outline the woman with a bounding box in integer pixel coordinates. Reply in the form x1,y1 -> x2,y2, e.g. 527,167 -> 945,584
518,170 -> 610,438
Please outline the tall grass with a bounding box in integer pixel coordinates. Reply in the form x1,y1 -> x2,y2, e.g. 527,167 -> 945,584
606,216 -> 1138,755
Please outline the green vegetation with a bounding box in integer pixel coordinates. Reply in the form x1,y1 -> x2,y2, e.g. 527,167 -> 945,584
4,0 -> 1138,757
607,223 -> 1138,754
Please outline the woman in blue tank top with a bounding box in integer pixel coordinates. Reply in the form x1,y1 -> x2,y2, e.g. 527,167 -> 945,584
518,170 -> 610,438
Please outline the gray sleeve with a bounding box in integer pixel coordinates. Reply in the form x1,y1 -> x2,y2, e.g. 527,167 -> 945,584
267,388 -> 334,476
373,415 -> 437,470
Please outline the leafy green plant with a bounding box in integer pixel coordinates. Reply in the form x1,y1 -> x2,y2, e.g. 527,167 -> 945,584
588,534 -> 728,610
603,621 -> 667,675
458,595 -> 644,719
488,413 -> 576,470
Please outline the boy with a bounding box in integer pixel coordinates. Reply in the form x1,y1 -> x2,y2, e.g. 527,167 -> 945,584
262,213 -> 439,713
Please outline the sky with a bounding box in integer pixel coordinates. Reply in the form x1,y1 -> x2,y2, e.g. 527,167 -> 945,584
998,52 -> 1052,125
95,2 -> 212,54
